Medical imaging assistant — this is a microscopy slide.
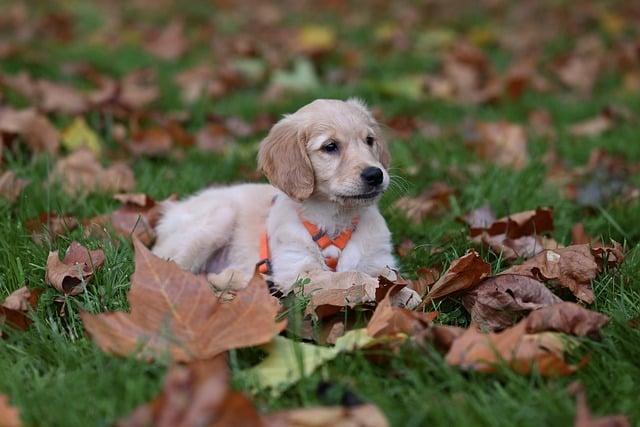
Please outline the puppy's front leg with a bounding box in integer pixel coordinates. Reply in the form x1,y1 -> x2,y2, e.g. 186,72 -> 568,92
207,269 -> 251,292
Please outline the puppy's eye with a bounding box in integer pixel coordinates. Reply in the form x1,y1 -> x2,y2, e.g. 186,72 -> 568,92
322,141 -> 339,153
365,136 -> 375,146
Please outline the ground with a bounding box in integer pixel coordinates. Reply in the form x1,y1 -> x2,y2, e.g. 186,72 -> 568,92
0,1 -> 639,426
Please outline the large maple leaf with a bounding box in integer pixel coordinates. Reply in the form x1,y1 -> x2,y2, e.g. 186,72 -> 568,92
81,239 -> 286,362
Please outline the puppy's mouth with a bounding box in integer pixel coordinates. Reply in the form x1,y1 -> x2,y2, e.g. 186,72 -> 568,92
337,190 -> 382,200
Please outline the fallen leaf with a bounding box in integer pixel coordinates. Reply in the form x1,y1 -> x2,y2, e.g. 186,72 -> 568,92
0,171 -> 29,203
303,271 -> 407,319
174,65 -> 215,104
462,206 -> 557,261
367,291 -> 436,339
61,117 -> 102,155
501,243 -> 624,304
445,321 -> 578,376
2,286 -> 41,312
569,114 -> 612,138
36,80 -> 88,115
195,123 -> 233,153
293,25 -> 336,55
420,251 -> 490,306
525,303 -> 609,339
25,212 -> 79,245
462,274 -> 562,331
569,382 -> 630,427
0,107 -> 59,154
144,20 -> 188,60
0,394 -> 22,427
553,54 -> 600,95
118,69 -> 159,110
410,267 -> 440,297
81,239 -> 286,362
393,182 -> 455,223
129,128 -> 174,157
266,404 -> 389,427
465,121 -> 529,170
118,354 -> 389,427
45,241 -> 105,295
48,149 -> 136,196
105,193 -> 173,246
1,286 -> 41,334
244,329 -> 371,395
117,356 -> 262,427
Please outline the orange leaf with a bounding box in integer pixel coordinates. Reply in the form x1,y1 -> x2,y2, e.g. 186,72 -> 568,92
81,239 -> 286,362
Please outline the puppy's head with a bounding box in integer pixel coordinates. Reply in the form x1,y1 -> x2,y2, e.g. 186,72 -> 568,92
258,98 -> 390,205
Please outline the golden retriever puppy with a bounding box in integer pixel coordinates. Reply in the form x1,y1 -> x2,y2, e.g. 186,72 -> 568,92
152,99 -> 420,307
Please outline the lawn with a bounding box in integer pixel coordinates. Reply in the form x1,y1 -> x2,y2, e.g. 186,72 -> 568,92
1,0 -> 639,426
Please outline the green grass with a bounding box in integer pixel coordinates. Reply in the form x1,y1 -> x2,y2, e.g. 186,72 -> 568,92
1,1 -> 640,426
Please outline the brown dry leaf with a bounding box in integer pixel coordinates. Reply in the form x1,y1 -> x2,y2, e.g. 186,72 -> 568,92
49,149 -> 135,196
104,193 -> 173,246
129,128 -> 174,157
445,321 -> 577,376
501,243 -> 624,304
569,382 -> 630,427
462,206 -> 556,261
81,239 -> 286,362
25,212 -> 79,245
569,114 -> 612,138
465,121 -> 529,170
367,291 -> 436,339
195,123 -> 234,153
0,107 -> 59,154
462,274 -> 562,331
265,404 -> 389,427
174,65 -> 215,104
36,80 -> 88,115
0,171 -> 29,203
117,356 -> 262,427
525,303 -> 609,339
393,182 -> 455,223
45,241 -> 105,295
2,286 -> 41,312
119,69 -> 159,110
553,55 -> 600,95
0,394 -> 22,427
410,267 -> 440,297
420,251 -> 490,306
1,286 -> 41,335
144,20 -> 188,61
303,271 -> 406,320
118,354 -> 389,427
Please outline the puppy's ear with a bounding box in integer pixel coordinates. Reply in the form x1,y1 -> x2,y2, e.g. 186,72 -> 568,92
258,117 -> 314,201
347,98 -> 391,168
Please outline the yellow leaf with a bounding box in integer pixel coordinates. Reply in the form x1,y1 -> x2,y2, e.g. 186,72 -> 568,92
296,25 -> 336,53
244,329 -> 372,396
62,117 -> 102,155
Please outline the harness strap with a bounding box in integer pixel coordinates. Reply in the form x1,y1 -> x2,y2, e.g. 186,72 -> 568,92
257,212 -> 359,276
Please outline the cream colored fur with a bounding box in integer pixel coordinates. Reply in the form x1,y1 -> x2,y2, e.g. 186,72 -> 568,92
152,99 -> 419,307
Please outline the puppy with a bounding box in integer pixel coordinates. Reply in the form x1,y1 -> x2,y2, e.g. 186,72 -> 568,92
153,99 -> 419,307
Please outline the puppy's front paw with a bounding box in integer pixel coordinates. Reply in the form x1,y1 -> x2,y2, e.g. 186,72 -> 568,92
207,269 -> 250,292
390,287 -> 421,310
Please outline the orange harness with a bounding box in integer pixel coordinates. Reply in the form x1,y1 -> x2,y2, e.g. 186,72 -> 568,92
257,215 -> 359,275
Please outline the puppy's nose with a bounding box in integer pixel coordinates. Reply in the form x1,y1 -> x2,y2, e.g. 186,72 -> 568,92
361,166 -> 383,187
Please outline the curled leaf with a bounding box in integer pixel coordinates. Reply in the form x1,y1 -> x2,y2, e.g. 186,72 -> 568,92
45,241 -> 105,295
462,274 -> 562,331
